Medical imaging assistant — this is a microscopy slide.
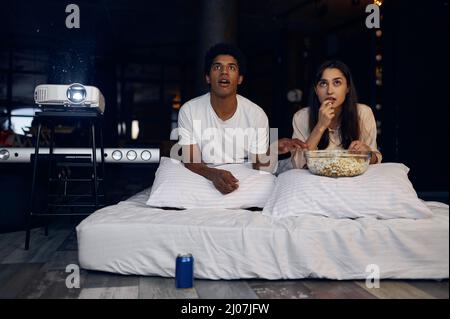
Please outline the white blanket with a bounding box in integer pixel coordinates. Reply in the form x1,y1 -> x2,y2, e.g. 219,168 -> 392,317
77,189 -> 449,279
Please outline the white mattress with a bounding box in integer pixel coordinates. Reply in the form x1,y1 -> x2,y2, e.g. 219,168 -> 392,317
76,189 -> 449,280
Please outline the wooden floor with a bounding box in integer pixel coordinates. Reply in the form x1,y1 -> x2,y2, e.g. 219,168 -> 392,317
0,222 -> 448,299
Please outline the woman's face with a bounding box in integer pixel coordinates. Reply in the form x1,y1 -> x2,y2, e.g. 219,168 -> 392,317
315,68 -> 349,110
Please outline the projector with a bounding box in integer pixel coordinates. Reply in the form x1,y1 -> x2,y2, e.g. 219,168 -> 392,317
34,83 -> 105,114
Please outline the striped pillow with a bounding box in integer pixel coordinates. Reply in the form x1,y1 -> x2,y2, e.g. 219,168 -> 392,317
147,157 -> 276,209
262,163 -> 433,219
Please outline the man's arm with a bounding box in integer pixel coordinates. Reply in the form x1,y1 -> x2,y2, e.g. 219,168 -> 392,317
182,144 -> 239,194
251,138 -> 308,172
177,106 -> 239,194
250,150 -> 275,172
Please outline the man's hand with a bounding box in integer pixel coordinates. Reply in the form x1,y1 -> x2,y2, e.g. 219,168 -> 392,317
210,169 -> 239,194
183,144 -> 239,194
277,138 -> 308,154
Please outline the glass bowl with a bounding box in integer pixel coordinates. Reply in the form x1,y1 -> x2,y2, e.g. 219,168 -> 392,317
304,150 -> 371,177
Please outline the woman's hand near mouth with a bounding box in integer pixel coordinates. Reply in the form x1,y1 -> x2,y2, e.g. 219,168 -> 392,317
303,98 -> 337,151
317,98 -> 336,131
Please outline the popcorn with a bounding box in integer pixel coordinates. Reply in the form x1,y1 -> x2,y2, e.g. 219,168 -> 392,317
305,151 -> 370,177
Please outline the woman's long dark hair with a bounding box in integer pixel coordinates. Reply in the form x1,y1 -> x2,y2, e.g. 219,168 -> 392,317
308,60 -> 360,150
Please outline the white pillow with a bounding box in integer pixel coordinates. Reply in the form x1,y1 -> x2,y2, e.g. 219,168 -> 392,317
262,163 -> 433,219
147,157 -> 276,209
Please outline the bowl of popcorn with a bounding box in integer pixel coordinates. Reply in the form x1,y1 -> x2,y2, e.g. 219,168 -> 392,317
304,150 -> 371,177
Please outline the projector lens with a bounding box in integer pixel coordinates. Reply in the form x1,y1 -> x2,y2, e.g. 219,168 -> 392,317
67,83 -> 87,104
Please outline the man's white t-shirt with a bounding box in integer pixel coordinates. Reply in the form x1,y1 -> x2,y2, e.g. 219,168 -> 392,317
177,93 -> 269,165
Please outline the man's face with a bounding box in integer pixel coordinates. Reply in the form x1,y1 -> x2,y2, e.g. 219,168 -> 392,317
206,54 -> 243,98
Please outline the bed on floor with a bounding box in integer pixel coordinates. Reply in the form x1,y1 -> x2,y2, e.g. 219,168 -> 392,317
76,188 -> 449,280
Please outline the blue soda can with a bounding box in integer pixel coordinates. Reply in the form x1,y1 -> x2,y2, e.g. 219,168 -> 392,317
175,253 -> 194,288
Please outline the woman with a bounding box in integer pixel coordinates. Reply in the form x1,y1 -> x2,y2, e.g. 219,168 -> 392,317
291,60 -> 382,169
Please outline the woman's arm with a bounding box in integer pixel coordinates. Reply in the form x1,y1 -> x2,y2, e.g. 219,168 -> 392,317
348,104 -> 382,164
291,102 -> 334,168
291,109 -> 313,168
251,138 -> 307,172
305,124 -> 327,150
305,100 -> 336,150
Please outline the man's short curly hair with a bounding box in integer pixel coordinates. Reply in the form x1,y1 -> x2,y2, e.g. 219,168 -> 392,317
204,43 -> 247,76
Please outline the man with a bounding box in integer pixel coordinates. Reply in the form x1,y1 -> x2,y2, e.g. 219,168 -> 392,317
177,43 -> 306,194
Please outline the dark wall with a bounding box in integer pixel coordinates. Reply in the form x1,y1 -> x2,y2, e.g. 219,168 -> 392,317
242,1 -> 448,194
0,164 -> 46,233
381,0 -> 449,192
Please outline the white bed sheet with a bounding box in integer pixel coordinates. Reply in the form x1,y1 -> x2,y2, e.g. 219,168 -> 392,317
76,188 -> 449,280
